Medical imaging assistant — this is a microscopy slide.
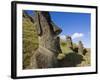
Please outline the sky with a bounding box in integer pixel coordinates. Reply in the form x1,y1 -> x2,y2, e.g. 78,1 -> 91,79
25,10 -> 91,48
50,12 -> 91,48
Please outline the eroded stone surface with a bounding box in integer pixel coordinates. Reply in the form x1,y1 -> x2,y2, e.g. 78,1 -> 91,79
78,41 -> 84,55
66,36 -> 73,50
31,11 -> 62,68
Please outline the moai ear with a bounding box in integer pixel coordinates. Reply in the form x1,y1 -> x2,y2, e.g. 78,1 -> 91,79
35,11 -> 42,36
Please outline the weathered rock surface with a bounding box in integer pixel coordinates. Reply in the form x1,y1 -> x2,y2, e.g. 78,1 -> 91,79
31,11 -> 62,68
78,41 -> 84,55
66,36 -> 73,49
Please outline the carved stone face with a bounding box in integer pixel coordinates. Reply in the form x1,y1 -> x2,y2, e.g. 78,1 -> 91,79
35,11 -> 62,54
66,36 -> 73,49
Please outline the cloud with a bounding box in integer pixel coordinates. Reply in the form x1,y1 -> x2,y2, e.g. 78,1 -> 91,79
60,35 -> 66,41
72,32 -> 84,39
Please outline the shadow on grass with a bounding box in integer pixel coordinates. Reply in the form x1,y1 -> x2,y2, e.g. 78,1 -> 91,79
58,52 -> 84,67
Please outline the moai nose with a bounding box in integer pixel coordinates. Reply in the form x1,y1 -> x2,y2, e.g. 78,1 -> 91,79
51,22 -> 62,35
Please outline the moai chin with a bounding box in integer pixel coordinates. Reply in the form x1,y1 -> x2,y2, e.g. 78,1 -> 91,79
78,41 -> 84,55
66,36 -> 73,49
31,11 -> 62,68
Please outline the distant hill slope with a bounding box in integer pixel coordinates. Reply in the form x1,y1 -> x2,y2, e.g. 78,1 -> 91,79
58,41 -> 91,67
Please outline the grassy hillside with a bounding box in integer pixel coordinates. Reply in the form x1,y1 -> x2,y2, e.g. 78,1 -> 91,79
60,41 -> 76,54
58,41 -> 91,67
23,14 -> 38,69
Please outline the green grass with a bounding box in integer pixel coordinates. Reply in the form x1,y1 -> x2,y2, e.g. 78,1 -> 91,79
59,40 -> 91,67
23,17 -> 38,69
60,41 -> 75,54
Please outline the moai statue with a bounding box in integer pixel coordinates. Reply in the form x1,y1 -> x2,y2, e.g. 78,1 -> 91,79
78,41 -> 84,55
55,37 -> 62,53
66,36 -> 73,49
31,11 -> 62,68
